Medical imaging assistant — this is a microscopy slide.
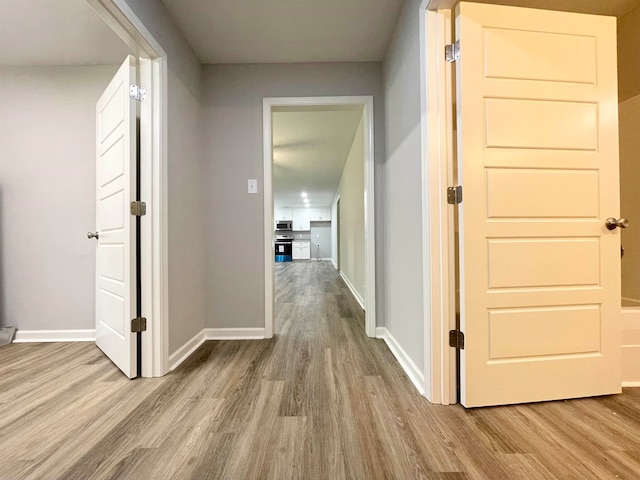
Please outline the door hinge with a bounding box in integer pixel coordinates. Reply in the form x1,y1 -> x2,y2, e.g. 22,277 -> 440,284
449,330 -> 465,349
445,40 -> 460,63
447,185 -> 463,204
129,84 -> 146,101
131,317 -> 147,333
130,201 -> 147,216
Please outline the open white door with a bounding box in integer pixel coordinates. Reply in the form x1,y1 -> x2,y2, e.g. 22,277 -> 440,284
94,56 -> 137,378
455,3 -> 622,407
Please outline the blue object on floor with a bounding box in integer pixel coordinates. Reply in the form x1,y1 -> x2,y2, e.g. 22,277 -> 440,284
275,255 -> 292,262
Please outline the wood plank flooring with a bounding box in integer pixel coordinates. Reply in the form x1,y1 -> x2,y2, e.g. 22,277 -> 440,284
1,260 -> 639,479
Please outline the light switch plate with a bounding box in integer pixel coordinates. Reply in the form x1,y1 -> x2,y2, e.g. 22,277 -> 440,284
248,179 -> 257,194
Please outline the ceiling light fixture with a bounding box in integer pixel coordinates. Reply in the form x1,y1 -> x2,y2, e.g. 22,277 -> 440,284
301,192 -> 307,198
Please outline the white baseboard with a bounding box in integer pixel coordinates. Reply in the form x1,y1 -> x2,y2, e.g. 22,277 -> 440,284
13,329 -> 95,343
168,329 -> 206,371
339,271 -> 364,310
376,327 -> 425,396
168,327 -> 267,371
331,259 -> 337,269
205,328 -> 266,340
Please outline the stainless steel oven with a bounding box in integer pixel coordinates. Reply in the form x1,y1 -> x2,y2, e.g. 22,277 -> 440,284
275,234 -> 293,262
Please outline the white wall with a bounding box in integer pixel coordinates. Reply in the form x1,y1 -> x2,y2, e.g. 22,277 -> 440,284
0,65 -> 118,331
122,0 -> 206,354
335,114 -> 365,302
382,0 -> 426,374
201,63 -> 385,329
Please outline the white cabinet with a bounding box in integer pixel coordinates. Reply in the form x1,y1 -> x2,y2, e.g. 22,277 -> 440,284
309,207 -> 331,222
292,241 -> 311,260
292,208 -> 310,231
275,207 -> 293,221
290,206 -> 331,230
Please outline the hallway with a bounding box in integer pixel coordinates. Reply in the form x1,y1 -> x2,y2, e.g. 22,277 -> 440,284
0,261 -> 639,479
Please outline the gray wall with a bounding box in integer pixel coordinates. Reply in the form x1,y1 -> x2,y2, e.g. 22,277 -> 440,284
335,114 -> 365,300
382,0 -> 426,373
201,63 -> 385,329
0,65 -> 118,330
310,222 -> 331,259
122,0 -> 207,354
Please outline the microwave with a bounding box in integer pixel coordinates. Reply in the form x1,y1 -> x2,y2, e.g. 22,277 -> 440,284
275,220 -> 293,231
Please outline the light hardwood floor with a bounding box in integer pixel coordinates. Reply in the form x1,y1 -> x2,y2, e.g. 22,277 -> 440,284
1,260 -> 639,479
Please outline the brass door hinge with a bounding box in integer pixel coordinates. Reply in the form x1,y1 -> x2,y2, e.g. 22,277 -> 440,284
130,201 -> 147,216
449,330 -> 465,349
131,317 -> 147,333
447,185 -> 462,205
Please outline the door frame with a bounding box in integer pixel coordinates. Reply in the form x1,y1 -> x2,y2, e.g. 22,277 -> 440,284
333,195 -> 341,271
263,96 -> 376,338
89,0 -> 169,377
420,4 -> 458,405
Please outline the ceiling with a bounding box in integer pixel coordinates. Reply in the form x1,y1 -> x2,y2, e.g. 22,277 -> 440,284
0,0 -> 130,66
272,106 -> 364,209
159,0 -> 405,64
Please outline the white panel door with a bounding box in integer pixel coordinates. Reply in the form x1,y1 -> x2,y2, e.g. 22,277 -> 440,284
95,56 -> 137,378
455,3 -> 622,407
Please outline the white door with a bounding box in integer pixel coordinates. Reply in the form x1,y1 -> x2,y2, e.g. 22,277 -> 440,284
94,56 -> 137,378
455,3 -> 622,407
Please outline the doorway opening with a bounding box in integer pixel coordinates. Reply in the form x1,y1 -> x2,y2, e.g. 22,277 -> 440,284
263,96 -> 376,339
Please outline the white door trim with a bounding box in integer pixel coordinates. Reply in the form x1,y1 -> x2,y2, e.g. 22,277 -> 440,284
263,96 -> 376,338
89,0 -> 169,377
421,6 -> 457,404
331,194 -> 341,270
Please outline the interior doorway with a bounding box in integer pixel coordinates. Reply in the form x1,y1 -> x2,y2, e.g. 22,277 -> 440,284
90,0 -> 169,377
425,1 -> 639,406
263,96 -> 376,339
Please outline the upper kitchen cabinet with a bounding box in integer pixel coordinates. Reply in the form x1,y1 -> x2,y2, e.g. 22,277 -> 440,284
275,207 -> 293,221
290,206 -> 332,231
293,208 -> 310,231
309,207 -> 331,222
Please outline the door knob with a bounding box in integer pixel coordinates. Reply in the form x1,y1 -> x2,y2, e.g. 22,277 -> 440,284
87,231 -> 99,240
605,217 -> 629,230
